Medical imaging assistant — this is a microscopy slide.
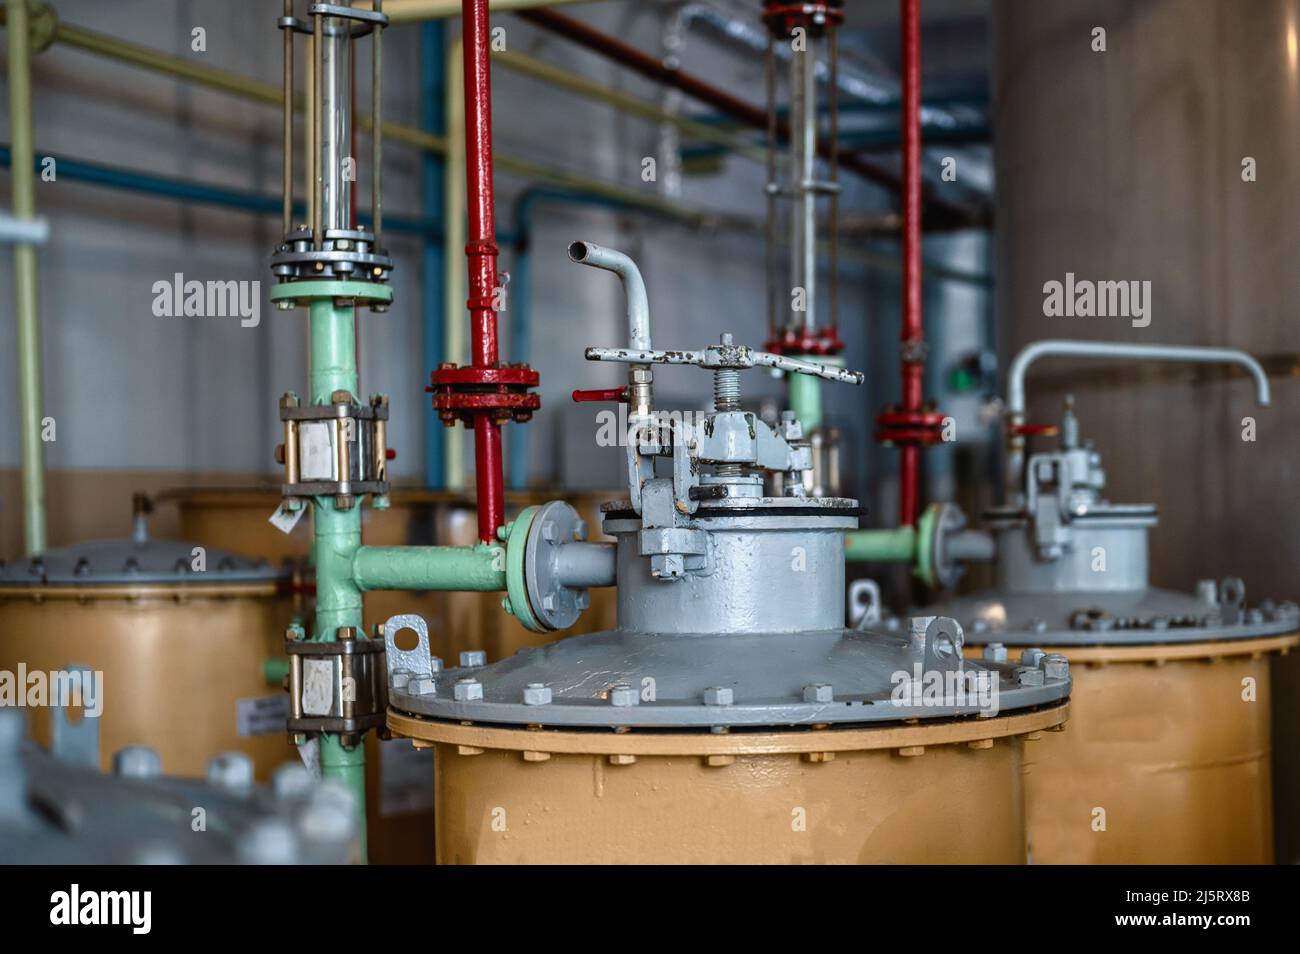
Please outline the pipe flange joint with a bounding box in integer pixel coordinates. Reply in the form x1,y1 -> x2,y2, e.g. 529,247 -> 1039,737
918,501 -> 966,589
269,280 -> 394,310
521,500 -> 597,632
28,3 -> 59,53
504,505 -> 546,633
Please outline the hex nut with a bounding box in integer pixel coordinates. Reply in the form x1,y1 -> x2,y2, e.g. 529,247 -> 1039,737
113,746 -> 162,779
1017,667 -> 1046,687
982,642 -> 1008,663
650,554 -> 685,579
703,686 -> 734,706
1020,648 -> 1047,667
608,684 -> 638,707
454,678 -> 484,702
460,650 -> 486,668
298,781 -> 356,843
237,819 -> 300,865
1042,654 -> 1069,680
389,669 -> 413,690
207,752 -> 254,792
272,762 -> 314,801
803,683 -> 833,703
408,675 -> 438,696
522,683 -> 552,706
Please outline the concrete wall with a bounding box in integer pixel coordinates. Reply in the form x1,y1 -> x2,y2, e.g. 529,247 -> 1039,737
992,0 -> 1300,860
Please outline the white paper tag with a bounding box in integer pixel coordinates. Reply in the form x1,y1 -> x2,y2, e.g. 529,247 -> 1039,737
297,736 -> 322,778
268,500 -> 307,535
302,658 -> 335,716
236,694 -> 290,737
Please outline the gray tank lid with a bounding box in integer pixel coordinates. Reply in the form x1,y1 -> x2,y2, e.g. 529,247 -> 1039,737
923,582 -> 1299,647
0,537 -> 286,587
383,615 -> 1071,730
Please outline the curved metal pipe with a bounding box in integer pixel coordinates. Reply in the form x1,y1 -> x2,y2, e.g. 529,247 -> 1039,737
1006,339 -> 1271,495
1007,339 -> 1271,416
567,241 -> 651,351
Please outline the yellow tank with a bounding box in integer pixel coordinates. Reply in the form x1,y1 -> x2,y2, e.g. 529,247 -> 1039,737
391,706 -> 1067,864
0,536 -> 295,780
385,498 -> 1073,865
969,636 -> 1296,864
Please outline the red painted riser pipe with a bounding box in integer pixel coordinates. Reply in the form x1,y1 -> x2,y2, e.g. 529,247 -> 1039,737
898,0 -> 923,527
463,0 -> 504,542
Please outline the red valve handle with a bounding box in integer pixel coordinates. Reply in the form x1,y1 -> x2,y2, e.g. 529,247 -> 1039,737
1010,423 -> 1060,438
385,448 -> 398,460
572,387 -> 629,404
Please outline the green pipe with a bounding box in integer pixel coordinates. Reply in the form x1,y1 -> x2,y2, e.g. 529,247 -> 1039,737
844,526 -> 916,563
7,0 -> 45,555
307,298 -> 368,857
318,735 -> 365,851
788,363 -> 823,432
353,544 -> 506,592
263,657 -> 290,687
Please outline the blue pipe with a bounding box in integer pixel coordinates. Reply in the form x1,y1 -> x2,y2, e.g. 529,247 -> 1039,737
421,22 -> 447,490
0,145 -> 441,238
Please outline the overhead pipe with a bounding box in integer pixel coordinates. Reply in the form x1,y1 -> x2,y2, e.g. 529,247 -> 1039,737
0,146 -> 447,237
0,8 -> 723,234
6,0 -> 46,555
517,7 -> 982,228
364,0 -> 589,22
495,48 -> 767,164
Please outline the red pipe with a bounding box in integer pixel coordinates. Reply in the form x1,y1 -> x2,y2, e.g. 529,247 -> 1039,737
898,0 -> 922,526
463,0 -> 504,542
518,7 -> 976,227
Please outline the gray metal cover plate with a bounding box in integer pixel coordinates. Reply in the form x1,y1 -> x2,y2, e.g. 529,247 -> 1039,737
387,624 -> 1070,729
0,537 -> 285,587
923,586 -> 1298,646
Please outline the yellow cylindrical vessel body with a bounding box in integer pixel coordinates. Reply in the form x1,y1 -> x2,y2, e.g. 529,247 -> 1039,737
967,635 -> 1296,864
390,706 -> 1067,864
0,582 -> 294,779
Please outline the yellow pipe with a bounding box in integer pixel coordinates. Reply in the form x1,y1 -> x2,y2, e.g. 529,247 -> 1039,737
7,0 -> 47,555
494,49 -> 768,165
5,13 -> 712,227
444,36 -> 467,491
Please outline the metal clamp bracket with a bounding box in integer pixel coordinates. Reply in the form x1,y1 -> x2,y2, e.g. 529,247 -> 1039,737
286,628 -> 387,738
278,391 -> 391,507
